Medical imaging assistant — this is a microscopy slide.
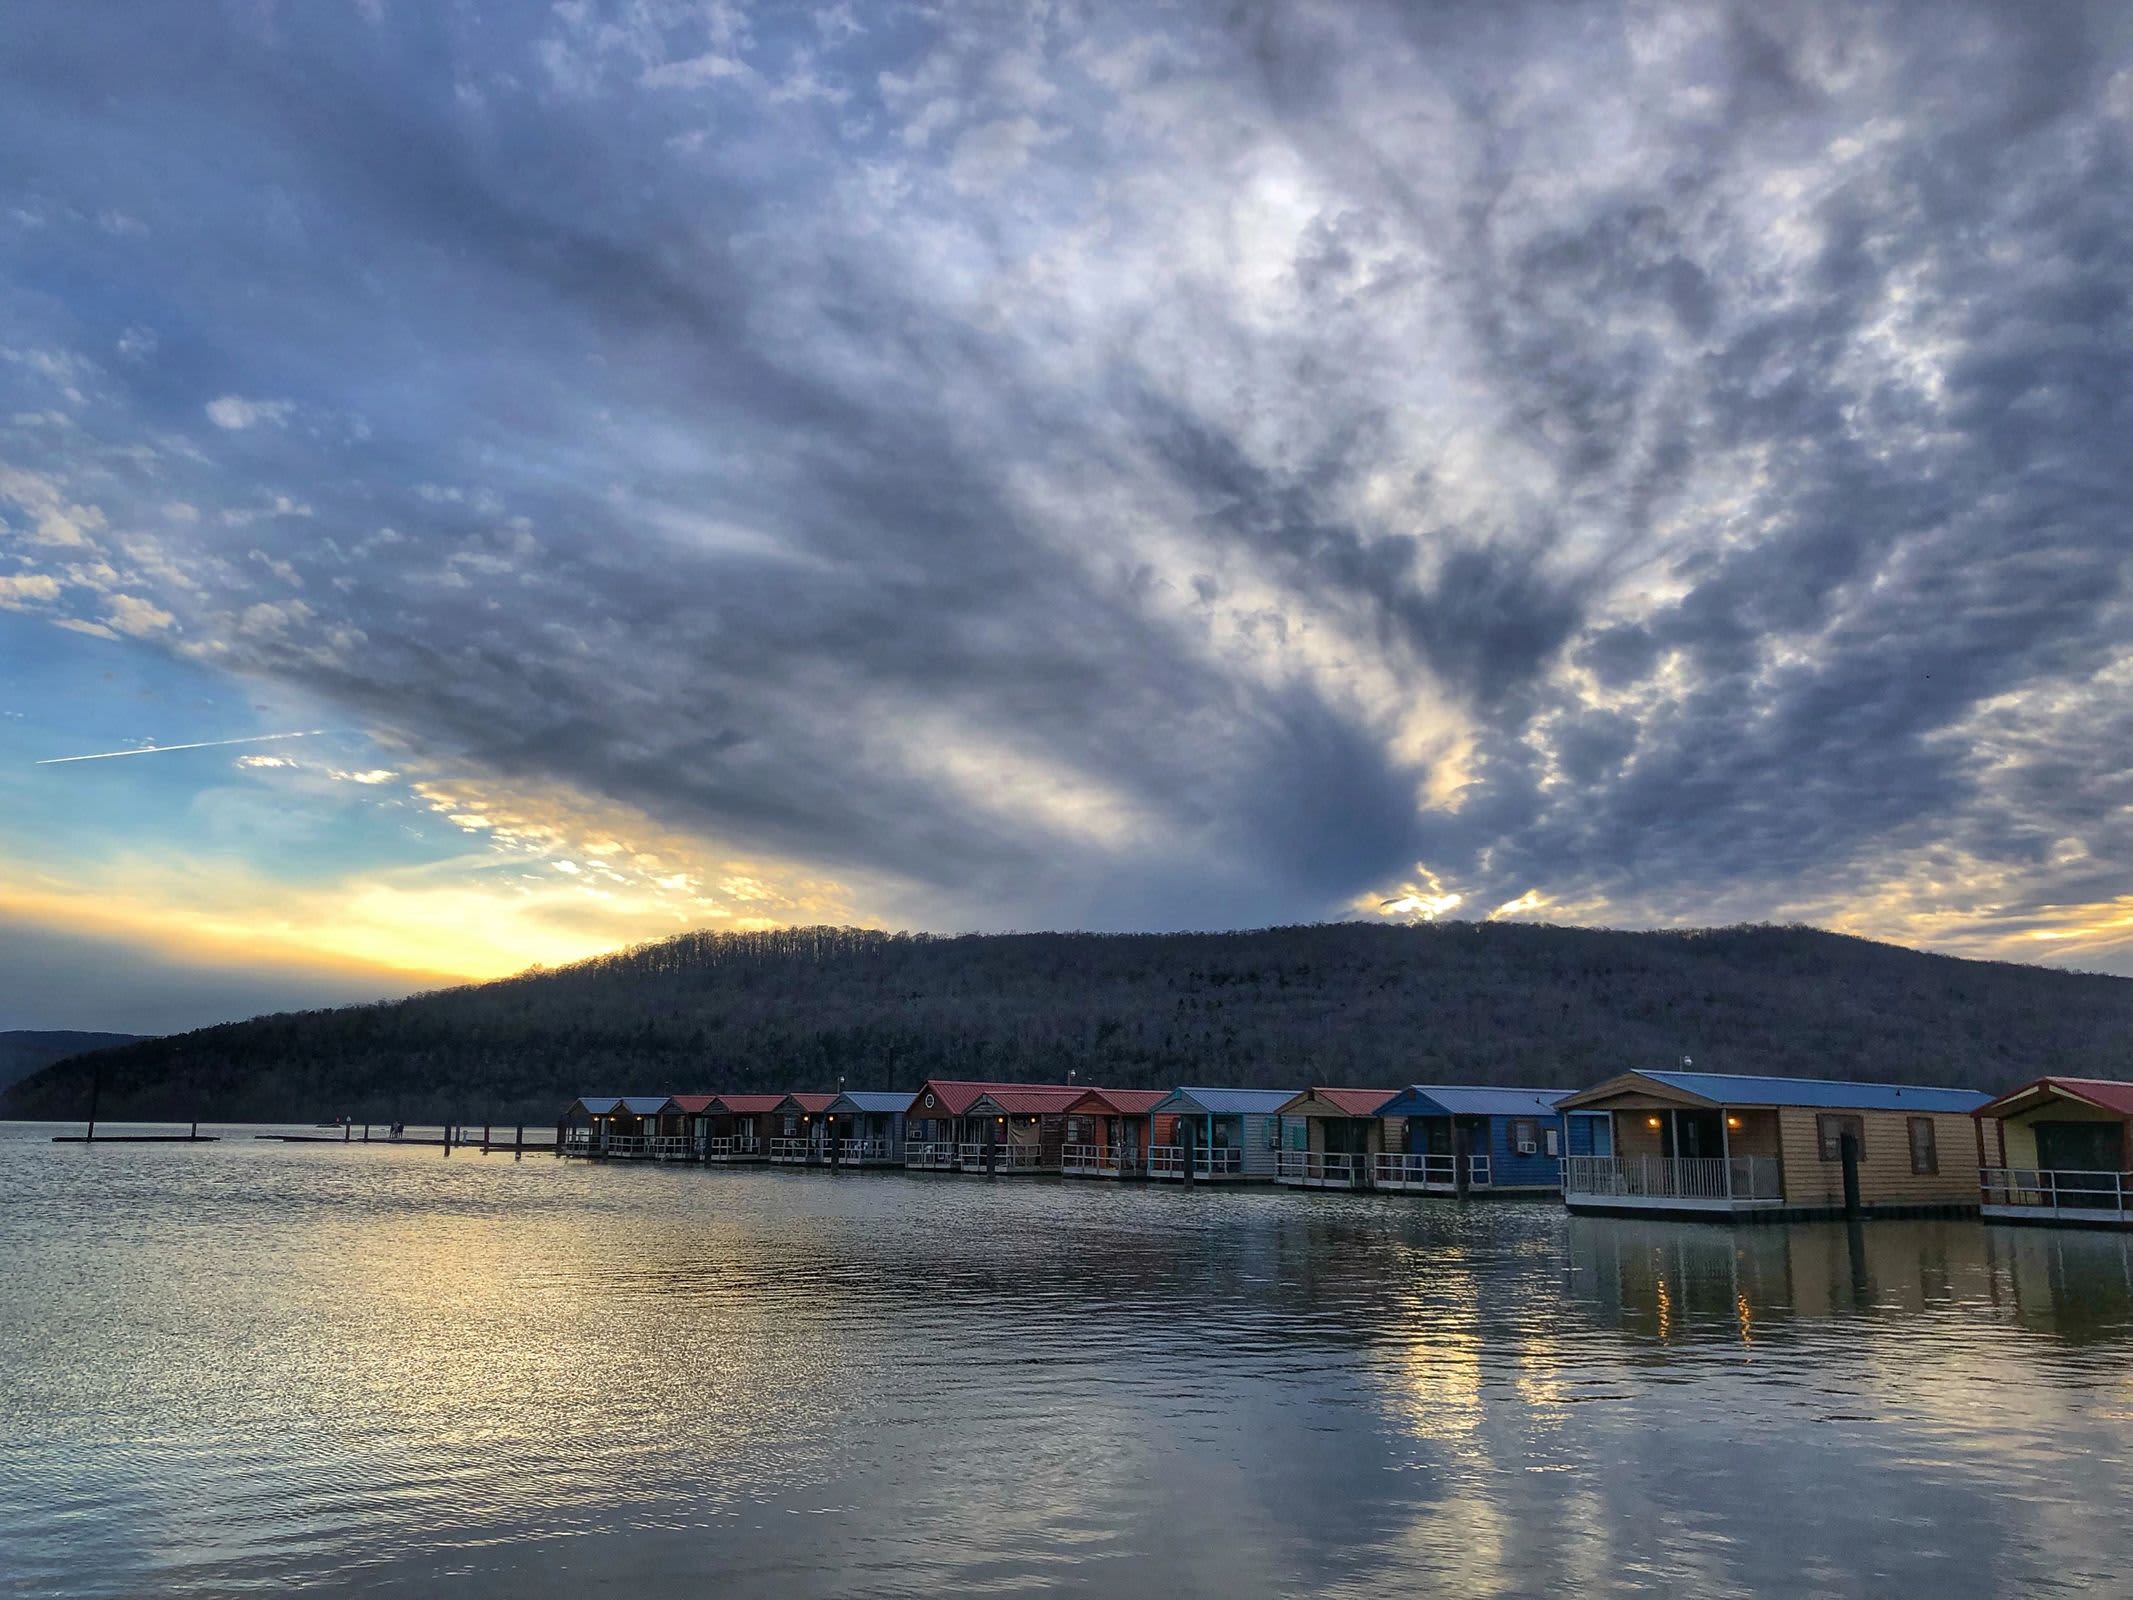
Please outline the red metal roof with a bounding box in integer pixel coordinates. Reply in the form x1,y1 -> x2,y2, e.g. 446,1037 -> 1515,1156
905,1080 -> 1070,1116
782,1092 -> 838,1113
1064,1087 -> 1167,1116
1289,1087 -> 1401,1116
667,1093 -> 718,1114
1977,1077 -> 2133,1118
710,1093 -> 785,1114
970,1087 -> 1085,1115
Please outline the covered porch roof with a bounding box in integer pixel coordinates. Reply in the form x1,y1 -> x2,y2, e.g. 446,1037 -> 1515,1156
1150,1086 -> 1296,1116
1277,1087 -> 1399,1118
1975,1077 -> 2133,1121
1064,1087 -> 1166,1117
1378,1085 -> 1568,1119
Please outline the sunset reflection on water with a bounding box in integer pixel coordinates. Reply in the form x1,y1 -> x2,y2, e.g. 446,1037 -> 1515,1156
5,1125 -> 2133,1598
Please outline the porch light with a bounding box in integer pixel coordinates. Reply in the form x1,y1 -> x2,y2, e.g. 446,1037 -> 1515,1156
1726,1115 -> 1743,1130
1646,1115 -> 1663,1130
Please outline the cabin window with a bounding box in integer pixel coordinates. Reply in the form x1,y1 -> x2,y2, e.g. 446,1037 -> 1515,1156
1816,1113 -> 1866,1163
1908,1117 -> 1938,1176
1510,1118 -> 1538,1152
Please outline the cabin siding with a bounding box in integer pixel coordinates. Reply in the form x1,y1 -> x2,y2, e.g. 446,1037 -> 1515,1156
1483,1116 -> 1564,1190
1774,1106 -> 1979,1210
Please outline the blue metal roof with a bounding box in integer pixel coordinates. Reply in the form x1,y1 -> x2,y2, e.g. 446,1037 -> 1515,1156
1379,1085 -> 1570,1119
1640,1070 -> 1989,1113
1150,1087 -> 1299,1115
571,1096 -> 626,1114
619,1095 -> 669,1115
831,1090 -> 910,1114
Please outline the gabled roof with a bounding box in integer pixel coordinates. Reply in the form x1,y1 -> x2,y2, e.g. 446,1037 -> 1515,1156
710,1093 -> 785,1114
1150,1086 -> 1299,1116
1279,1087 -> 1401,1117
967,1087 -> 1084,1116
1975,1077 -> 2133,1119
1559,1070 -> 1988,1115
1378,1085 -> 1570,1119
570,1095 -> 626,1116
1064,1087 -> 1167,1116
667,1093 -> 718,1114
619,1095 -> 669,1116
776,1092 -> 839,1114
828,1090 -> 911,1115
905,1080 -> 1068,1117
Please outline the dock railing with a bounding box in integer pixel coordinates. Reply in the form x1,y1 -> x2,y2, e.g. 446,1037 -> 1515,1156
1274,1151 -> 1363,1187
956,1141 -> 1049,1171
1062,1142 -> 1113,1175
704,1134 -> 761,1159
1372,1152 -> 1492,1190
1147,1145 -> 1245,1179
838,1138 -> 890,1163
905,1141 -> 958,1170
1562,1154 -> 1781,1203
1981,1167 -> 2133,1216
768,1136 -> 816,1163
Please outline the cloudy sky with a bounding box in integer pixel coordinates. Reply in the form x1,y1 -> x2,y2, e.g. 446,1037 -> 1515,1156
2,0 -> 2129,1031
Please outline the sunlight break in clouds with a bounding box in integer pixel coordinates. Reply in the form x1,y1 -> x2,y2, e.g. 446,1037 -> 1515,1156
1,0 -> 2130,1001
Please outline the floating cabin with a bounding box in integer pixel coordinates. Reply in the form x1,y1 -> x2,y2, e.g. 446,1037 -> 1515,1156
1556,1070 -> 1989,1220
1274,1088 -> 1402,1188
1975,1078 -> 2133,1228
826,1091 -> 909,1167
703,1093 -> 780,1162
769,1093 -> 839,1164
666,1093 -> 719,1159
902,1080 -> 1081,1173
1144,1087 -> 1294,1181
561,1095 -> 673,1158
1370,1086 -> 1571,1195
1060,1088 -> 1168,1177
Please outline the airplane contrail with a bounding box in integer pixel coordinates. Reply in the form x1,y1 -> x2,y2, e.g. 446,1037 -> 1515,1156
34,729 -> 325,766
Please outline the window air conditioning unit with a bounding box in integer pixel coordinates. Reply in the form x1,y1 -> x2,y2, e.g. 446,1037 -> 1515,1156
1517,1139 -> 1538,1155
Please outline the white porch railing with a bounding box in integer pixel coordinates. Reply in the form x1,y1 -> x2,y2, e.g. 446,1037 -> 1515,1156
838,1138 -> 890,1162
1275,1151 -> 1363,1186
650,1135 -> 690,1160
1562,1154 -> 1781,1202
905,1141 -> 958,1169
1062,1142 -> 1114,1174
1372,1152 -> 1493,1189
1148,1145 -> 1244,1178
957,1141 -> 1048,1171
1981,1167 -> 2133,1216
769,1136 -> 818,1161
704,1135 -> 761,1158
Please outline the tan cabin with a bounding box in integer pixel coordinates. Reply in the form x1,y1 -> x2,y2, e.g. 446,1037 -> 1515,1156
1975,1077 -> 2133,1228
1557,1070 -> 1989,1220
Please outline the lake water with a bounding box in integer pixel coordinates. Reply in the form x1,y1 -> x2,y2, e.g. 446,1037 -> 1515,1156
4,1123 -> 2132,1598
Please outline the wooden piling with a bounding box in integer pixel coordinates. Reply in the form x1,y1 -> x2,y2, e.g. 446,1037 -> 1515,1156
85,1056 -> 103,1143
1840,1131 -> 1862,1218
515,1123 -> 524,1159
1453,1123 -> 1471,1199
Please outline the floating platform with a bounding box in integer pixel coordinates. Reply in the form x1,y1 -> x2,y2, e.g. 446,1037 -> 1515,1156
52,1134 -> 220,1143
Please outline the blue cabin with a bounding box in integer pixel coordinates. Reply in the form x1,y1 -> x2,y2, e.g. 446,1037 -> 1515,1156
826,1090 -> 909,1166
1373,1086 -> 1571,1194
1146,1087 -> 1297,1181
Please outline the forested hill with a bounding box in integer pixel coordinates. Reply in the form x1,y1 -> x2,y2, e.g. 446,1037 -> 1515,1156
8,923 -> 2131,1124
0,1031 -> 147,1094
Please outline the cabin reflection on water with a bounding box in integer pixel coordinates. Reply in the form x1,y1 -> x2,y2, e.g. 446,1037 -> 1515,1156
1566,1215 -> 2133,1347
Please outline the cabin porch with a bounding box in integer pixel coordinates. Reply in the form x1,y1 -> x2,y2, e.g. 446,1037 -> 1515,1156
1978,1079 -> 2133,1228
1559,1103 -> 1785,1214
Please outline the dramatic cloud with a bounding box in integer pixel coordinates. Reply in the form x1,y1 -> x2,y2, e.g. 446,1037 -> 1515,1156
1,0 -> 2129,986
